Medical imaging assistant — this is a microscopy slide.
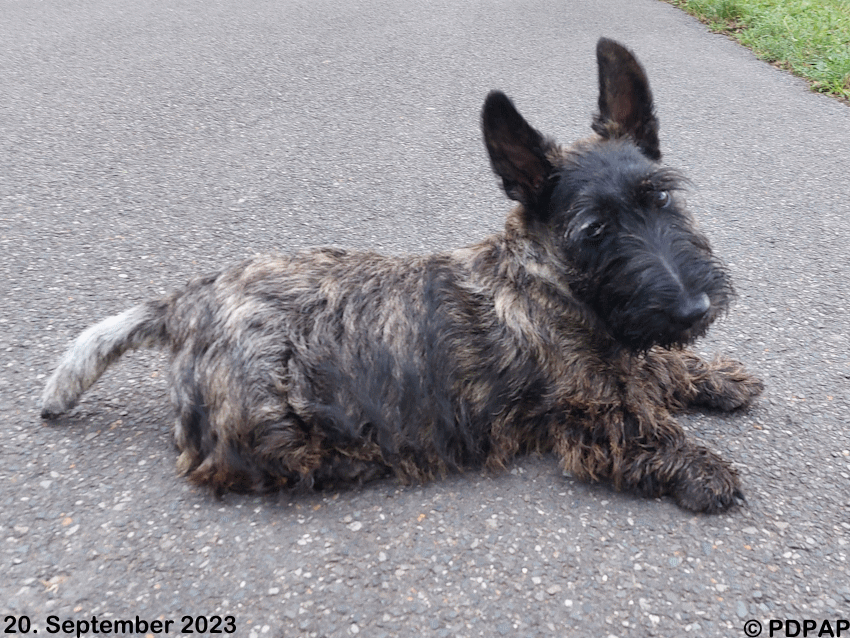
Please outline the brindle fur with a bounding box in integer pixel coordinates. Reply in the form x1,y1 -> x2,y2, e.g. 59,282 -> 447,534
41,38 -> 762,513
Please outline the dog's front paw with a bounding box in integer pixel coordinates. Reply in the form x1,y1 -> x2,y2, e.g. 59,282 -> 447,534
672,447 -> 743,513
692,356 -> 764,412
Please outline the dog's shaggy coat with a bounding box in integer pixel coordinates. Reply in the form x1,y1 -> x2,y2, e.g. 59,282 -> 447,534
41,39 -> 762,512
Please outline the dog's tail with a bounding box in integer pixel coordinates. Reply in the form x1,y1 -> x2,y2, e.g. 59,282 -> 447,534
40,298 -> 171,419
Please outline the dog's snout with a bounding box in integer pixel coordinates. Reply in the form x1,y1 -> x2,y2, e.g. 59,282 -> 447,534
669,292 -> 710,326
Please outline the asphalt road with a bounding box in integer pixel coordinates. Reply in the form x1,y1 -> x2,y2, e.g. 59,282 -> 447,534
2,0 -> 849,636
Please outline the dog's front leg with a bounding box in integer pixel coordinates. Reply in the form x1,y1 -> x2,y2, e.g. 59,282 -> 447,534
680,351 -> 764,412
640,348 -> 764,413
552,408 -> 742,513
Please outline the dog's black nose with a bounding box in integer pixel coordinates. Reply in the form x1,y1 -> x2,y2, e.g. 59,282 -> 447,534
670,292 -> 710,326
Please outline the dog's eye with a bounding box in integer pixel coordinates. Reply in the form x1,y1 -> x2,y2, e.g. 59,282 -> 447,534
654,190 -> 671,208
587,222 -> 605,238
578,220 -> 606,241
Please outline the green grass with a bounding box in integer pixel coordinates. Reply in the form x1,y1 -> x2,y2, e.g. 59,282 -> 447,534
667,0 -> 850,101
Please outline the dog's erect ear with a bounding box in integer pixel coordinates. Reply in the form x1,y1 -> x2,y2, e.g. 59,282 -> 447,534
482,91 -> 554,208
592,38 -> 661,161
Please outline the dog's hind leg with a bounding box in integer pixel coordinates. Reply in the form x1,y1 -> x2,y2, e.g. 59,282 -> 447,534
174,410 -> 328,495
309,452 -> 393,490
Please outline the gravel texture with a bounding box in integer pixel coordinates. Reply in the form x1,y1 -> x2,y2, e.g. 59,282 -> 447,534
2,0 -> 849,636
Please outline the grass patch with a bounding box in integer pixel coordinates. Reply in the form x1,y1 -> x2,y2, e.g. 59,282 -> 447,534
667,0 -> 850,101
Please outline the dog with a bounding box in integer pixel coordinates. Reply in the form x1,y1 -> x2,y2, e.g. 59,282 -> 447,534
40,38 -> 763,513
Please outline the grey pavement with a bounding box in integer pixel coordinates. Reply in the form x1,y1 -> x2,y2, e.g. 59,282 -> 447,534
2,0 -> 849,636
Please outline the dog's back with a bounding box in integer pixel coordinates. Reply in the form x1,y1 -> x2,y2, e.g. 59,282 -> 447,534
163,239 -> 584,492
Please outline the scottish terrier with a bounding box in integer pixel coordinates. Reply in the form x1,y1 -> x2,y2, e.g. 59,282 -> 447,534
41,38 -> 762,513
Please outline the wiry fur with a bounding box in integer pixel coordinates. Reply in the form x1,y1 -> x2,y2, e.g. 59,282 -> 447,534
41,38 -> 762,513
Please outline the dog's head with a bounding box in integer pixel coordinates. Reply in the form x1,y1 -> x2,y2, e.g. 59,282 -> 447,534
482,38 -> 733,352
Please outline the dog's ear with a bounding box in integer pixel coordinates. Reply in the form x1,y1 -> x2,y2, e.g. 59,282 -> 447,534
482,91 -> 554,209
592,38 -> 661,161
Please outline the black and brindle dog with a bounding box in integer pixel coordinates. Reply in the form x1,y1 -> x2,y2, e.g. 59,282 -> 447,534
41,38 -> 763,513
